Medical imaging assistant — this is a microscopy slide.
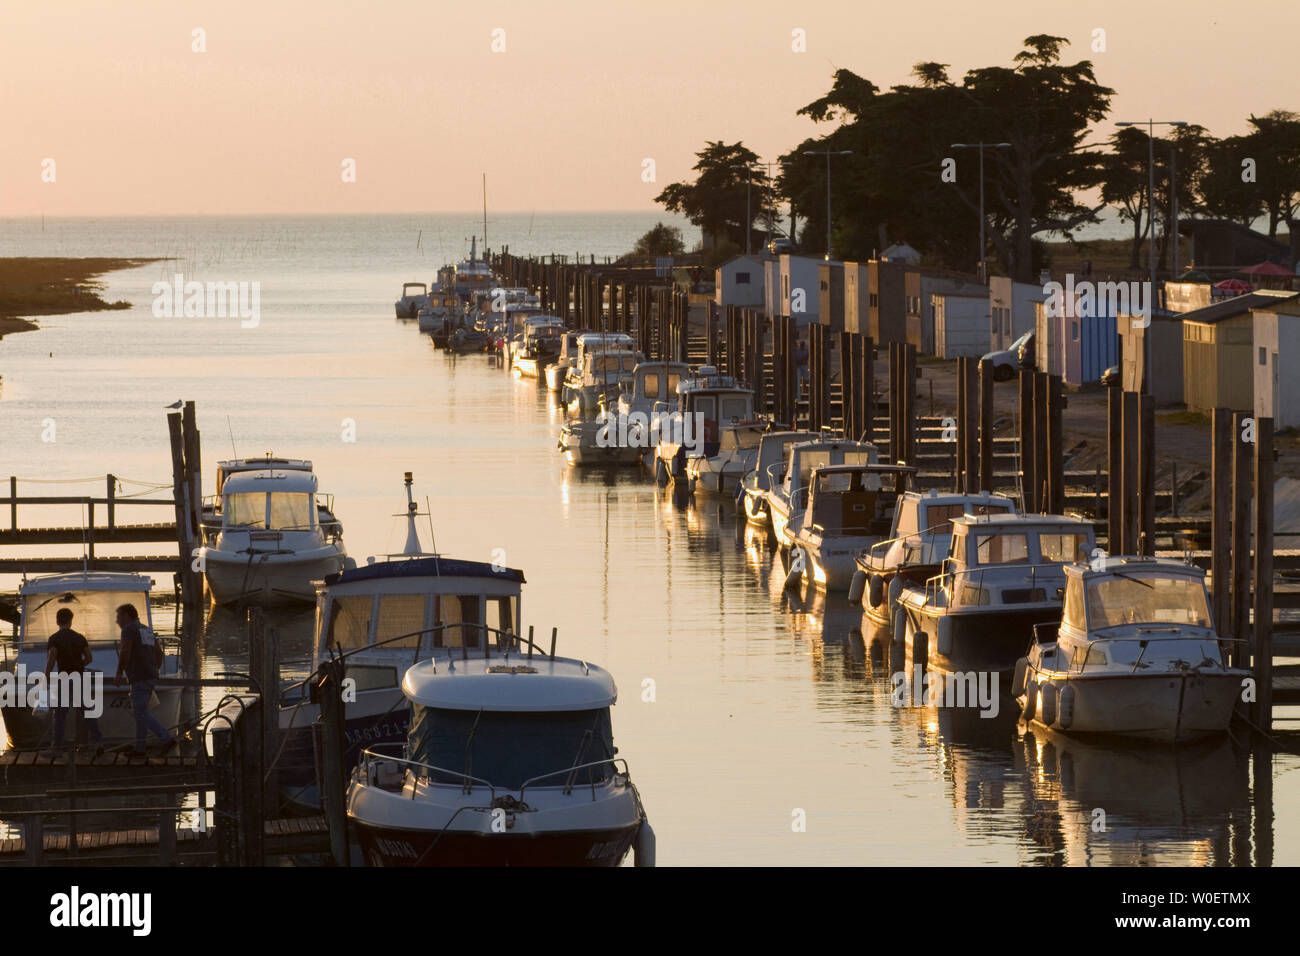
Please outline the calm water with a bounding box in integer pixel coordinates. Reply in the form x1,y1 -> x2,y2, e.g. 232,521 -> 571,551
1,214 -> 1296,865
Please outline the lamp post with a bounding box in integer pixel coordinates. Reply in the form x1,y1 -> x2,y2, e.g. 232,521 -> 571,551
803,149 -> 853,260
950,142 -> 1011,282
1115,119 -> 1187,392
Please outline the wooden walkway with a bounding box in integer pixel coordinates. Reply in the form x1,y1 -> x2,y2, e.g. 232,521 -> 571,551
0,815 -> 331,864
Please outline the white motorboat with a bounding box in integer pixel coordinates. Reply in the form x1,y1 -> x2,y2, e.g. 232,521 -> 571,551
615,360 -> 691,469
200,455 -> 343,540
653,367 -> 767,498
765,438 -> 875,544
738,430 -> 817,528
510,315 -> 565,378
347,649 -> 652,866
0,572 -> 185,749
784,463 -> 915,592
1014,557 -> 1249,742
851,490 -> 1017,627
394,282 -> 430,319
562,336 -> 639,409
199,465 -> 349,607
894,513 -> 1095,680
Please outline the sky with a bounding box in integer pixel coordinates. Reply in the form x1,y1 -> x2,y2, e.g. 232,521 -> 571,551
2,0 -> 1295,216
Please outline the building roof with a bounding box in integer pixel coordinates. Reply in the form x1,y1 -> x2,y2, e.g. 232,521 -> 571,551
1181,291 -> 1297,326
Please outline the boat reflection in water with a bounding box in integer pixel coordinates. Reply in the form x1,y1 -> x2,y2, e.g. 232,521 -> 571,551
1014,723 -> 1253,866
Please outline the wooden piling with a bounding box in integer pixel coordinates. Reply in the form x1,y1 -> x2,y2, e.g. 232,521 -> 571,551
1047,375 -> 1065,514
1139,393 -> 1155,556
316,661 -> 350,867
1033,373 -> 1049,513
1231,411 -> 1252,670
1121,391 -> 1140,553
1211,409 -> 1232,655
962,358 -> 978,492
978,358 -> 994,493
1020,371 -> 1036,511
1255,416 -> 1274,730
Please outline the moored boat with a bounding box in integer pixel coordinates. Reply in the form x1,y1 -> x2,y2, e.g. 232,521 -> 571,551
851,490 -> 1017,626
1013,557 -> 1249,742
1,572 -> 185,749
894,513 -> 1095,680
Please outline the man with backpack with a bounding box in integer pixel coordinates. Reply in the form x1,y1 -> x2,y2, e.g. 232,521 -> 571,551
113,603 -> 175,758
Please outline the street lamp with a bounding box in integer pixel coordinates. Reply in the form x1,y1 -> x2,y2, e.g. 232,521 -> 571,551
950,142 -> 1011,282
1115,119 -> 1187,393
803,149 -> 853,260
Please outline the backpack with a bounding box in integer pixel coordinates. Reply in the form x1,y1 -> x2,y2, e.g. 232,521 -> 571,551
137,623 -> 165,671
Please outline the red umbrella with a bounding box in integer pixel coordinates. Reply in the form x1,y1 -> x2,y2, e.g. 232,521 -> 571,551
1238,260 -> 1294,276
1215,278 -> 1253,292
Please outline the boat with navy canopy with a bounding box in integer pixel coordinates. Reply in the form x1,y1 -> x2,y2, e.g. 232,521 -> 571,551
347,643 -> 652,866
1014,557 -> 1249,741
276,474 -> 527,810
199,462 -> 349,607
1,571 -> 185,748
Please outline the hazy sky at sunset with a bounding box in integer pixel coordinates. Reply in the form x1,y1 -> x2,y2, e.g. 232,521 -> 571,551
4,0 -> 1294,216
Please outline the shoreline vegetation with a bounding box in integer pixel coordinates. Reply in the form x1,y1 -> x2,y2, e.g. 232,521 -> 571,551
0,257 -> 159,339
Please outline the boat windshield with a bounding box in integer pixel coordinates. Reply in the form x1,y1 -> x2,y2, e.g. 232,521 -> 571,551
21,589 -> 149,645
407,706 -> 615,790
719,396 -> 751,421
1086,574 -> 1212,629
224,492 -> 314,530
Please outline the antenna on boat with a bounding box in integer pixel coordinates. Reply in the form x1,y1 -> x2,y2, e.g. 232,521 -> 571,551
226,416 -> 238,456
401,472 -> 423,556
482,172 -> 488,253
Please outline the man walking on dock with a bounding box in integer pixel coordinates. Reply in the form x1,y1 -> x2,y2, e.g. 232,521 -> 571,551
44,608 -> 103,755
113,603 -> 174,758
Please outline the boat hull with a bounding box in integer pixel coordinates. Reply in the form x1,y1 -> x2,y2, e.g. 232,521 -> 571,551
2,684 -> 185,749
1022,671 -> 1244,742
901,601 -> 1058,677
352,820 -> 639,867
204,546 -> 347,607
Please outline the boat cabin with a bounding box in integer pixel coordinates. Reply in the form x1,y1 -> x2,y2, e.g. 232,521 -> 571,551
751,431 -> 818,492
776,440 -> 877,511
873,491 -> 1017,568
13,572 -> 159,655
312,556 -> 526,675
627,361 -> 691,413
673,368 -> 757,452
938,514 -> 1095,609
214,455 -> 312,495
573,332 -> 635,371
802,464 -> 906,537
396,656 -> 619,792
218,469 -> 322,535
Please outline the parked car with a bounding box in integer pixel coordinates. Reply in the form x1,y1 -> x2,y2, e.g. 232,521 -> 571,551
1016,331 -> 1035,369
766,237 -> 793,255
1101,364 -> 1120,387
981,330 -> 1034,381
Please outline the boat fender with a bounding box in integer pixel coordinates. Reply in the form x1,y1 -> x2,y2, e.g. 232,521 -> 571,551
654,457 -> 667,486
1022,678 -> 1038,720
784,548 -> 806,591
892,608 -> 906,647
848,569 -> 868,606
935,619 -> 952,658
634,820 -> 656,868
1057,684 -> 1075,730
1012,657 -> 1029,698
910,630 -> 929,676
867,573 -> 884,609
1038,683 -> 1057,727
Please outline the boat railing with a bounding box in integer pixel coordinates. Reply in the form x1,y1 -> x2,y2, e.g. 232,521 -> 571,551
520,757 -> 630,800
861,523 -> 950,571
359,744 -> 498,797
925,562 -> 1068,609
